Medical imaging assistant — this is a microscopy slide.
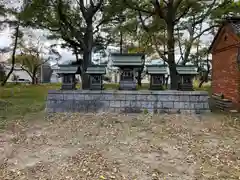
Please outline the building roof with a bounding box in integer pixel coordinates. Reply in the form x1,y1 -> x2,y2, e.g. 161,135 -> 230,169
57,65 -> 78,74
111,53 -> 145,67
209,16 -> 240,52
176,65 -> 198,75
226,16 -> 240,33
146,65 -> 168,74
111,53 -> 145,57
86,65 -> 106,74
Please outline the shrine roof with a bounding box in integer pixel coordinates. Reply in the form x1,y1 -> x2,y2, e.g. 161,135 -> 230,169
86,65 -> 106,74
146,65 -> 168,74
176,65 -> 198,75
148,59 -> 165,65
57,65 -> 78,74
111,53 -> 145,67
111,53 -> 145,56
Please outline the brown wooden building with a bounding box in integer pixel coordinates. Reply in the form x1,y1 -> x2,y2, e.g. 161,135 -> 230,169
209,17 -> 240,108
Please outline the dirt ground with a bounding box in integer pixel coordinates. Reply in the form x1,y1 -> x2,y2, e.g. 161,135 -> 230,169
0,113 -> 239,180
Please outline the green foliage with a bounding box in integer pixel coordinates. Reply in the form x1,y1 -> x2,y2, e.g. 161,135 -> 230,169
11,54 -> 42,73
143,108 -> 148,114
20,0 -> 118,51
0,5 -> 7,18
209,0 -> 240,22
0,84 -> 60,125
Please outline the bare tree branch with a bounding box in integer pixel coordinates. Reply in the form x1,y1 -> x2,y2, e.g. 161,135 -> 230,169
193,24 -> 219,41
174,5 -> 191,23
176,28 -> 184,64
77,0 -> 87,18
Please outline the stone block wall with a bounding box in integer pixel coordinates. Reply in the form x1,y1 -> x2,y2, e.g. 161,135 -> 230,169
46,90 -> 210,113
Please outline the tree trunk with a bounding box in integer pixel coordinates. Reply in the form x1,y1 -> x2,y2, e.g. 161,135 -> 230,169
81,72 -> 90,89
31,69 -> 37,84
82,48 -> 92,89
82,21 -> 93,90
166,20 -> 178,89
31,76 -> 35,84
169,63 -> 178,89
165,75 -> 169,89
120,31 -> 123,54
1,24 -> 19,86
198,79 -> 204,88
198,56 -> 210,88
198,73 -> 208,88
137,70 -> 142,86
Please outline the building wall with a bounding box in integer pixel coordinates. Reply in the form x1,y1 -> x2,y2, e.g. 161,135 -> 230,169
211,25 -> 240,106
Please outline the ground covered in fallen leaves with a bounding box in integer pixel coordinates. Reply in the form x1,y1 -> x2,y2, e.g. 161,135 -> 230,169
0,113 -> 239,180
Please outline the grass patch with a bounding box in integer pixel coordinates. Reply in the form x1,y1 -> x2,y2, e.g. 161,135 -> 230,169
193,79 -> 211,95
0,83 -> 60,127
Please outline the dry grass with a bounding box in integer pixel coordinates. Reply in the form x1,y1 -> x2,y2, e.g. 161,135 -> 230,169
0,113 -> 239,180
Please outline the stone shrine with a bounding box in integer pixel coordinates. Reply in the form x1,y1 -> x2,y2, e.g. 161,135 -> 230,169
176,65 -> 198,91
57,64 -> 79,90
111,53 -> 145,90
86,65 -> 106,90
146,64 -> 168,90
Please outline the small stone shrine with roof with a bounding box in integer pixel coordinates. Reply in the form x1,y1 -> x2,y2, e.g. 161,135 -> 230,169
176,65 -> 198,91
58,62 -> 106,90
111,53 -> 145,90
146,64 -> 168,90
86,64 -> 106,90
57,64 -> 79,90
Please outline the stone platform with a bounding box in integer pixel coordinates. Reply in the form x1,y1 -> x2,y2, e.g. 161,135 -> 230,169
46,90 -> 210,113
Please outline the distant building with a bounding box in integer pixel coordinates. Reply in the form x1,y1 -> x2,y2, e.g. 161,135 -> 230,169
51,63 -> 61,83
2,63 -> 32,82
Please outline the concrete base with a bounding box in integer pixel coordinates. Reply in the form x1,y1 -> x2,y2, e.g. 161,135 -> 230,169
46,90 -> 210,114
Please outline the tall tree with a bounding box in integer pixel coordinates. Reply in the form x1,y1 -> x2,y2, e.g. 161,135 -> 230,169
1,22 -> 20,86
21,0 -> 119,89
0,0 -> 29,86
120,0 -> 188,89
9,33 -> 60,84
11,54 -> 43,84
176,0 -> 240,65
121,0 -> 220,89
121,0 -> 240,89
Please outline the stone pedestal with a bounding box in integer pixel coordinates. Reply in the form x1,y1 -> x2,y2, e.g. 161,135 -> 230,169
46,90 -> 210,113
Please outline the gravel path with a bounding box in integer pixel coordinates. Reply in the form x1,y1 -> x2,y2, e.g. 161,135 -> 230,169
0,113 -> 239,179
